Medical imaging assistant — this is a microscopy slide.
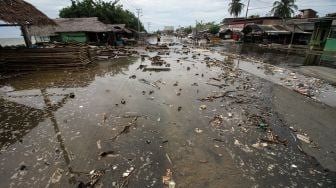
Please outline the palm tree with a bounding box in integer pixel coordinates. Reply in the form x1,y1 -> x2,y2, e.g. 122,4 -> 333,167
228,0 -> 245,18
271,0 -> 298,19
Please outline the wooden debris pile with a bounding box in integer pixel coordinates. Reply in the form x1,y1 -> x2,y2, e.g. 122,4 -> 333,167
0,47 -> 92,71
96,48 -> 138,59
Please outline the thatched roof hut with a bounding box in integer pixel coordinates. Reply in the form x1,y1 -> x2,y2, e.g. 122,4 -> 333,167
0,0 -> 54,47
0,0 -> 54,26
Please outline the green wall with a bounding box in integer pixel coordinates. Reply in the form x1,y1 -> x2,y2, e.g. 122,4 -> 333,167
321,38 -> 336,62
324,38 -> 336,51
309,21 -> 332,50
60,32 -> 87,43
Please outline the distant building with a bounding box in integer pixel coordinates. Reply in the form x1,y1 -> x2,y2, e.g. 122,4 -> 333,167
300,9 -> 318,19
306,15 -> 336,65
163,26 -> 174,34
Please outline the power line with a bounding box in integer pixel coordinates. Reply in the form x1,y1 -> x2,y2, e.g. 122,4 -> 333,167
136,8 -> 142,38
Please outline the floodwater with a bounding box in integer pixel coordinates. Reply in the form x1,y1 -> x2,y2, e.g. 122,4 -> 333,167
0,37 -> 336,187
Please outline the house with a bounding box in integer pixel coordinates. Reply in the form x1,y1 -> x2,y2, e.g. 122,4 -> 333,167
163,26 -> 174,34
309,16 -> 336,51
299,9 -> 318,19
284,19 -> 314,45
242,24 -> 291,44
0,0 -> 55,47
29,17 -> 133,44
305,15 -> 336,65
221,17 -> 283,40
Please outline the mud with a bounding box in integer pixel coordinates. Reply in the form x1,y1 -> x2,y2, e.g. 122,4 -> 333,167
0,36 -> 335,187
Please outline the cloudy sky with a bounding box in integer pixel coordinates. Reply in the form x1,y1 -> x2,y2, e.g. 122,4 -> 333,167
1,0 -> 336,38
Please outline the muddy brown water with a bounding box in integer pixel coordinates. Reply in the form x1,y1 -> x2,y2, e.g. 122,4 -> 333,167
0,38 -> 336,187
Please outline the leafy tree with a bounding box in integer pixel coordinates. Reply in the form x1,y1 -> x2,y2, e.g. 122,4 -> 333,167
209,24 -> 220,35
228,0 -> 245,17
248,14 -> 260,18
59,0 -> 145,31
271,0 -> 298,19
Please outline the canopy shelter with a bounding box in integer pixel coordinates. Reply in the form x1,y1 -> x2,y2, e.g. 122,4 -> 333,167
0,0 -> 55,47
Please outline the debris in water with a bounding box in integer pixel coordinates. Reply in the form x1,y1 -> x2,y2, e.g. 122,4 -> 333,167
162,169 -> 173,185
139,79 -> 161,89
99,151 -> 116,158
123,167 -> 135,178
199,105 -> 207,110
210,115 -> 223,127
195,128 -> 203,133
96,140 -> 102,149
297,134 -> 311,144
51,168 -> 64,184
252,140 -> 268,149
69,92 -> 75,98
234,139 -> 253,153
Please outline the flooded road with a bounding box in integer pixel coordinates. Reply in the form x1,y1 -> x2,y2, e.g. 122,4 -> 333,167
1,37 -> 336,187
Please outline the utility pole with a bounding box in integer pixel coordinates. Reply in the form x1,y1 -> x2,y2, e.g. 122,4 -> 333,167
147,22 -> 151,33
136,8 -> 142,39
245,0 -> 251,19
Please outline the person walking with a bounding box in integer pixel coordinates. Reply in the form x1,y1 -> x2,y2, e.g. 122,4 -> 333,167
157,34 -> 161,45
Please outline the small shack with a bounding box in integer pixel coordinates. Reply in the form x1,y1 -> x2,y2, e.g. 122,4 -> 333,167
242,24 -> 291,44
0,0 -> 92,71
0,0 -> 55,47
29,18 -> 134,45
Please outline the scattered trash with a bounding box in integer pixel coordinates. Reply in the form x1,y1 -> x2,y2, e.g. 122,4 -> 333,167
102,113 -> 107,123
252,140 -> 268,149
297,134 -> 311,144
166,153 -> 173,165
198,90 -> 235,101
121,99 -> 126,104
129,75 -> 136,79
122,167 -> 135,178
146,140 -> 151,144
99,151 -> 116,158
234,139 -> 253,153
139,79 -> 161,89
19,165 -> 27,171
260,129 -> 288,146
143,67 -> 171,72
69,92 -> 75,98
209,115 -> 223,127
199,105 -> 207,110
195,128 -> 203,133
51,168 -> 64,184
169,180 -> 176,188
291,164 -> 298,168
177,106 -> 182,111
96,140 -> 102,149
162,169 -> 173,185
258,123 -> 267,130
